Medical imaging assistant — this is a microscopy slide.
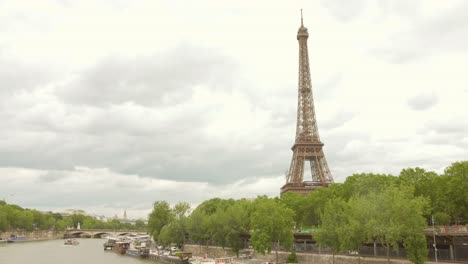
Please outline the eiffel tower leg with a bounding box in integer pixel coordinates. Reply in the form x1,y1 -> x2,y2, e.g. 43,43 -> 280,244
289,152 -> 305,184
319,155 -> 334,183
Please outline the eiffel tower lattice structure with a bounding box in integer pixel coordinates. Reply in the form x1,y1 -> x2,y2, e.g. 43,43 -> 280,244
281,11 -> 334,195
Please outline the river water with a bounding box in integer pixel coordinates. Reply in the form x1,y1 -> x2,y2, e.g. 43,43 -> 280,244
0,238 -> 156,264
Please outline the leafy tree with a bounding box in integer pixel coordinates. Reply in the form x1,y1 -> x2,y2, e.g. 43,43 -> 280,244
280,192 -> 307,229
187,209 -> 210,245
341,173 -> 397,200
250,197 -> 295,263
439,161 -> 468,223
158,221 -> 185,247
0,208 -> 9,231
147,201 -> 174,241
315,198 -> 349,264
70,214 -> 86,229
404,233 -> 428,264
224,200 -> 252,256
302,183 -> 344,227
135,219 -> 146,229
174,202 -> 191,220
398,167 -> 437,198
56,217 -> 74,230
353,186 -> 428,264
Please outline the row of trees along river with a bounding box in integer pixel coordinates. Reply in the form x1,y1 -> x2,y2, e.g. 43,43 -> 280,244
1,161 -> 466,264
0,204 -> 147,232
147,161 -> 467,264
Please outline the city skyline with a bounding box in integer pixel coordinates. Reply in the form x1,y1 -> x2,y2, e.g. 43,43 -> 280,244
1,1 -> 467,218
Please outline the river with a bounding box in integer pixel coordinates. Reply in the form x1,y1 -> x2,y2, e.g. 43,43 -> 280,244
0,238 -> 156,264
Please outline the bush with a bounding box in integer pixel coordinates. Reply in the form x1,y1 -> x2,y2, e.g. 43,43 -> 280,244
287,252 -> 298,263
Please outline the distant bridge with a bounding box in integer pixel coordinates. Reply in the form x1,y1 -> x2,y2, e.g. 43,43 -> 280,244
64,228 -> 148,238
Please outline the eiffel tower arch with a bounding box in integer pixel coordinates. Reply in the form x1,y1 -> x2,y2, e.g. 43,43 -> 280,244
281,11 -> 334,195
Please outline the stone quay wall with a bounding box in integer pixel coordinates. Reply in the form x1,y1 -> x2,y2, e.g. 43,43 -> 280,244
184,244 -> 453,264
0,230 -> 65,241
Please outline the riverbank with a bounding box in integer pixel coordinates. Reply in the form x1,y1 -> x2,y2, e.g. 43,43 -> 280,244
0,230 -> 65,242
183,244 -> 457,264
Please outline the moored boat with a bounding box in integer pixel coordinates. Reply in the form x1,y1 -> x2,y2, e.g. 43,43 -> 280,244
64,238 -> 80,245
150,251 -> 192,264
112,241 -> 130,254
103,237 -> 118,250
7,235 -> 27,243
126,247 -> 150,258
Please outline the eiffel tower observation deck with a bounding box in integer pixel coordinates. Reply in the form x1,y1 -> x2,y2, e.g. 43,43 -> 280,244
281,11 -> 334,195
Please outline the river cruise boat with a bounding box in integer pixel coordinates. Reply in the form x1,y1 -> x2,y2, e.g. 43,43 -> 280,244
103,237 -> 118,250
126,247 -> 150,258
112,241 -> 130,254
150,251 -> 192,264
64,239 -> 80,245
189,257 -> 231,264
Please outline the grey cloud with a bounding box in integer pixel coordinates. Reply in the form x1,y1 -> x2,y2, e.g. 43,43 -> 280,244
37,171 -> 64,183
0,56 -> 53,97
377,0 -> 421,19
56,45 -> 236,107
373,1 -> 468,63
321,111 -> 355,130
419,119 -> 468,148
407,93 -> 438,110
315,73 -> 343,99
321,0 -> 366,22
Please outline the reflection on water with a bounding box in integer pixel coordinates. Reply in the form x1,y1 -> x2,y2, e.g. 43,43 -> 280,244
0,238 -> 155,264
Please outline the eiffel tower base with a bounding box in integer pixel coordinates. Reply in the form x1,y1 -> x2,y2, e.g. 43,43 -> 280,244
280,182 -> 323,196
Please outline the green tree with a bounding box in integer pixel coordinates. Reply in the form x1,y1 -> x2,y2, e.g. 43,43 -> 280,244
158,221 -> 185,247
224,200 -> 252,257
147,201 -> 174,241
134,219 -> 146,230
440,161 -> 468,223
302,183 -> 344,227
354,186 -> 428,264
280,192 -> 307,229
341,173 -> 397,200
404,233 -> 428,264
315,198 -> 349,264
250,197 -> 295,263
187,209 -> 210,246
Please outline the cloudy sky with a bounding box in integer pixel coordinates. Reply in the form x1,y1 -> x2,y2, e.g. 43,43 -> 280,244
1,0 -> 467,219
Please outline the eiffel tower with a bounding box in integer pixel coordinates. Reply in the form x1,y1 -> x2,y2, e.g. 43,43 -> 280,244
281,11 -> 334,195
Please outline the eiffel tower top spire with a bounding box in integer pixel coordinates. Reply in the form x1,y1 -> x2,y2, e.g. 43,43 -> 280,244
297,9 -> 309,40
301,9 -> 304,27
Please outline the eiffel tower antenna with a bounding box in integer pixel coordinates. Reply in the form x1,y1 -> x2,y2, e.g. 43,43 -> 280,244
301,9 -> 304,27
281,11 -> 334,195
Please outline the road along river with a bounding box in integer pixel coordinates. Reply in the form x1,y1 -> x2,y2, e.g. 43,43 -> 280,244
0,238 -> 155,264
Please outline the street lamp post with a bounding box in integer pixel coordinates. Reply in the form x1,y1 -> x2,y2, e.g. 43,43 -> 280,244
432,215 -> 438,262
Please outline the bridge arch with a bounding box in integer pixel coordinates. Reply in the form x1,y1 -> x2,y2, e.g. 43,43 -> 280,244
92,232 -> 111,238
68,231 -> 92,238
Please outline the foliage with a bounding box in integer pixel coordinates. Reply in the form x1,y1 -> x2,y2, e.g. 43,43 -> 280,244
250,197 -> 295,263
158,221 -> 185,247
280,192 -> 307,228
315,198 -> 349,264
286,252 -> 298,263
147,201 -> 174,241
0,202 -> 145,232
404,233 -> 428,264
186,209 -> 210,244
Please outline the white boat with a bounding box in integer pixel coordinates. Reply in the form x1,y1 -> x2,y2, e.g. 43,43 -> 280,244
64,239 -> 80,245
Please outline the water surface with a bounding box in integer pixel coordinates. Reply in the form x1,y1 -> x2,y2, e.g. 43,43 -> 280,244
0,238 -> 154,264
